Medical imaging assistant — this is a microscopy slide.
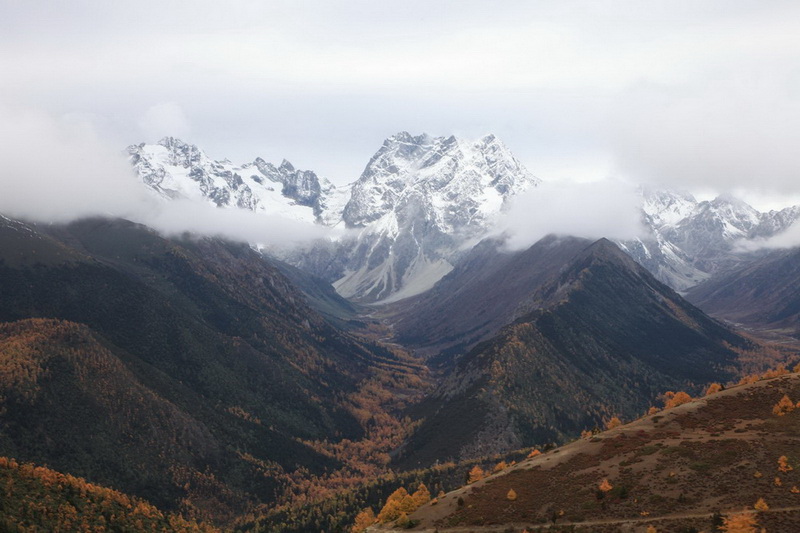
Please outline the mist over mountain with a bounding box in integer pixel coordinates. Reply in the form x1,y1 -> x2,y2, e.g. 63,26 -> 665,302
125,133 -> 800,303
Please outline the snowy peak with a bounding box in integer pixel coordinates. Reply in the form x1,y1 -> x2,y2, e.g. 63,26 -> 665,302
641,188 -> 697,227
342,132 -> 539,229
128,138 -> 322,222
624,189 -> 800,291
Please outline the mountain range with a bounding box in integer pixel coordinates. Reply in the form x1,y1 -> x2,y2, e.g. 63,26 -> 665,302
129,134 -> 800,303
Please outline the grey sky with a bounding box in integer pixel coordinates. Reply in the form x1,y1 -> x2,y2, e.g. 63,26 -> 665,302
3,0 -> 800,209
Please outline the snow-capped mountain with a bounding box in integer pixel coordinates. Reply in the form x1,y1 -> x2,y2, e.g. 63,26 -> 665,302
128,137 -> 328,223
327,132 -> 540,301
129,133 -> 540,302
620,189 -> 800,291
128,135 -> 799,300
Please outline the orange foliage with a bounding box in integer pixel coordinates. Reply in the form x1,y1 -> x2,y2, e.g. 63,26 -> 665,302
605,416 -> 622,430
506,489 -> 517,501
351,508 -> 376,533
772,394 -> 795,416
527,449 -> 542,458
721,511 -> 758,532
376,484 -> 429,524
598,478 -> 613,493
410,483 -> 430,508
754,497 -> 769,511
467,465 -> 485,484
663,391 -> 692,409
778,455 -> 793,473
705,383 -> 723,395
761,365 -> 789,379
0,456 -> 215,532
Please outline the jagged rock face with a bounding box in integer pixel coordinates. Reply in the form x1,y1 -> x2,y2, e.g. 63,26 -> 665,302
620,190 -> 800,291
342,133 -> 533,231
128,137 -> 325,221
329,133 -> 540,302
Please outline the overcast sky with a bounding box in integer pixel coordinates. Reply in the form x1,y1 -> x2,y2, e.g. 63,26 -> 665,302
3,0 -> 800,209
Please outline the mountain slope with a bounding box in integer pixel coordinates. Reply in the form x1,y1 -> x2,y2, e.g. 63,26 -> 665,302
0,215 -> 423,523
386,235 -> 592,362
687,246 -> 800,335
397,239 -> 755,468
387,371 -> 800,533
0,455 -> 217,532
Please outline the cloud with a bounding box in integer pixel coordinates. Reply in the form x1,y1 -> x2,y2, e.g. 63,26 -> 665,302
3,2 -> 800,202
742,219 -> 800,250
141,199 -> 346,249
0,104 -> 155,222
495,179 -> 647,251
138,102 -> 191,141
0,104 -> 342,248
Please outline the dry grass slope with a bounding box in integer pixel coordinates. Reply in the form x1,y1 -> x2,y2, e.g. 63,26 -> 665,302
374,372 -> 800,532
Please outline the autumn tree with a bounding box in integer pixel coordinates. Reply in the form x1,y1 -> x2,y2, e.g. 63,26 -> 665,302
467,465 -> 485,484
772,394 -> 795,416
351,508 -> 376,533
663,391 -> 692,409
605,416 -> 622,430
778,455 -> 793,473
410,483 -> 430,507
705,383 -> 723,395
599,478 -> 613,493
376,487 -> 410,523
754,497 -> 769,512
721,511 -> 758,533
527,449 -> 541,458
506,489 -> 517,501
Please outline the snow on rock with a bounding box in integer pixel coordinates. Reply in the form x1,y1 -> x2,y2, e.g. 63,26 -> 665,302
128,137 -> 323,224
127,135 -> 800,300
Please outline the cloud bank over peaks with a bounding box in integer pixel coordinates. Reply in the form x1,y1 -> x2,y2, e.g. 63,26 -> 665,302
494,178 -> 647,251
0,104 -> 155,222
0,104 -> 343,248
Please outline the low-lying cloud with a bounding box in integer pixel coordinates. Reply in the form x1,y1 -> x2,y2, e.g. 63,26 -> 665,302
495,179 -> 647,251
0,104 -> 344,248
741,219 -> 800,251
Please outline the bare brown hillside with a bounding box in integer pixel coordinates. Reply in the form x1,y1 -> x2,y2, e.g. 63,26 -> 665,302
374,372 -> 800,532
